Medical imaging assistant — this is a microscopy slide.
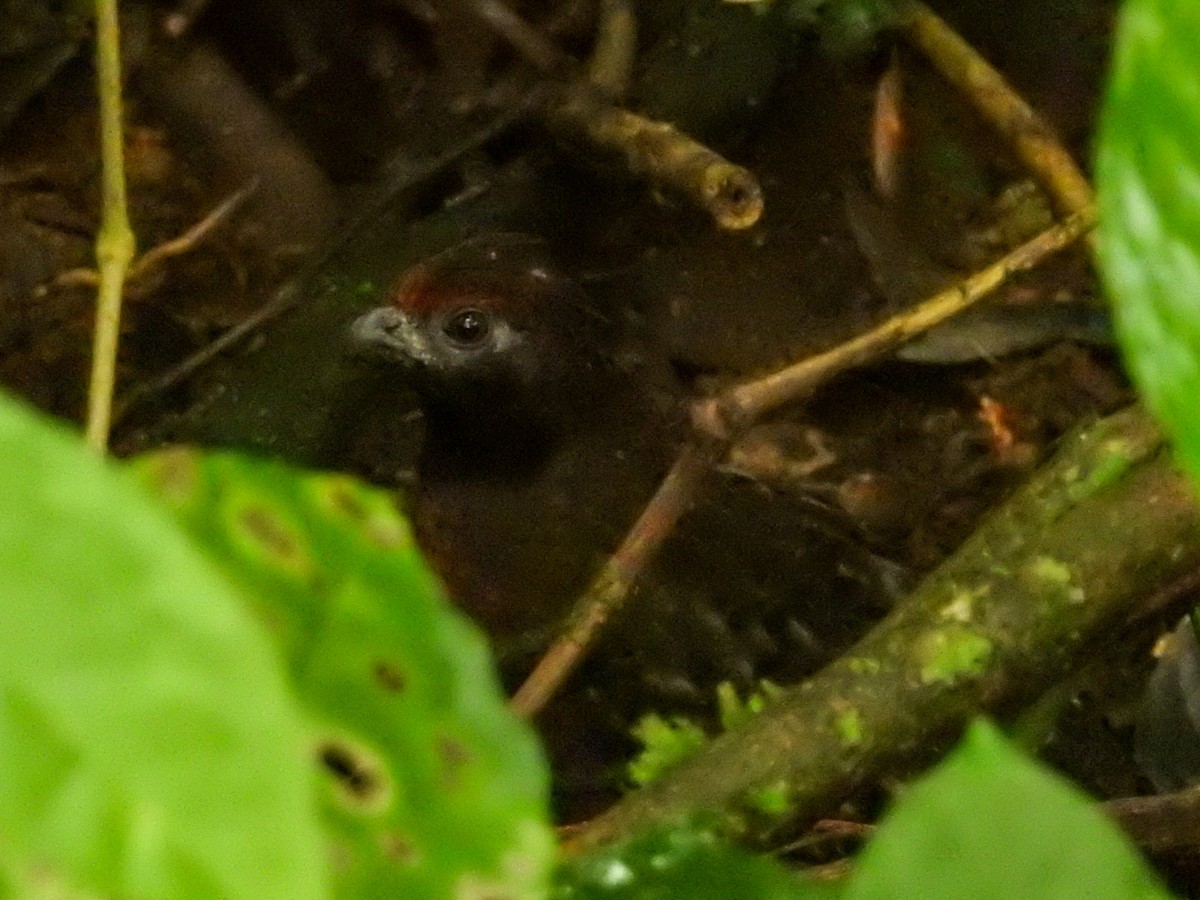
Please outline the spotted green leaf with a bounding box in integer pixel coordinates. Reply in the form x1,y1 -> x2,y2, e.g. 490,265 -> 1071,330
133,448 -> 553,899
0,394 -> 325,899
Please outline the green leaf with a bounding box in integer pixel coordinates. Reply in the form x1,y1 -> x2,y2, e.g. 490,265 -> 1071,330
554,825 -> 835,900
0,394 -> 325,899
1096,0 -> 1200,489
133,448 -> 554,899
846,720 -> 1170,900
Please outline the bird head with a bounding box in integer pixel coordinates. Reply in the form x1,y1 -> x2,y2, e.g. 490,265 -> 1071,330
351,234 -> 622,430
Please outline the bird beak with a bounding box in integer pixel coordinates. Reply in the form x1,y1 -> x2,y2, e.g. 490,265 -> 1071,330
349,306 -> 432,364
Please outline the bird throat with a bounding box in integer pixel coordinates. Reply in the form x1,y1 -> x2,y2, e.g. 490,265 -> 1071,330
411,369 -> 681,661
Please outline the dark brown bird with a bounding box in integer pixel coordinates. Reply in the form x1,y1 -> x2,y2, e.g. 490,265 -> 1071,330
350,233 -> 896,812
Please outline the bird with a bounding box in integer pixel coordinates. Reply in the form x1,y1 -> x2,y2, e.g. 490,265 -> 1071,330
350,232 -> 898,814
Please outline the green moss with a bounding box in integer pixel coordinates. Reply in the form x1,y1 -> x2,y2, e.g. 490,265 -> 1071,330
917,629 -> 993,686
627,714 -> 707,787
1024,556 -> 1085,604
716,681 -> 781,731
1027,556 -> 1072,585
835,707 -> 865,747
744,779 -> 792,818
941,584 -> 990,623
846,656 -> 882,675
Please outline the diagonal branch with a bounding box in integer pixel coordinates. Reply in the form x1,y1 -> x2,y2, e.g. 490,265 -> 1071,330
512,209 -> 1094,718
569,406 -> 1200,850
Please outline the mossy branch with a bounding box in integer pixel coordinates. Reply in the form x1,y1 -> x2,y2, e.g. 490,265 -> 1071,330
571,406 -> 1200,850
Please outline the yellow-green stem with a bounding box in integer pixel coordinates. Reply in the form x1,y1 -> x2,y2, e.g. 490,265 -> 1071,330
86,0 -> 135,451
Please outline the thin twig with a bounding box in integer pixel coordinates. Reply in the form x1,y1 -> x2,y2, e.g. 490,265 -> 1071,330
50,181 -> 255,291
510,442 -> 718,717
693,207 -> 1096,441
86,0 -> 135,452
127,181 -> 254,282
898,0 -> 1094,218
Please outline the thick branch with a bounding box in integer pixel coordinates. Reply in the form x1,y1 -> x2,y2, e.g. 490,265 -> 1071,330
572,406 -> 1200,849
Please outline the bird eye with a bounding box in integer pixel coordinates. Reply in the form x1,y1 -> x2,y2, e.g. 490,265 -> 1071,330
442,308 -> 490,346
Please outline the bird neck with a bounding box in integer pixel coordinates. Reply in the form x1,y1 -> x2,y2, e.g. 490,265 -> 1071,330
416,352 -> 681,486
410,356 -> 685,652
